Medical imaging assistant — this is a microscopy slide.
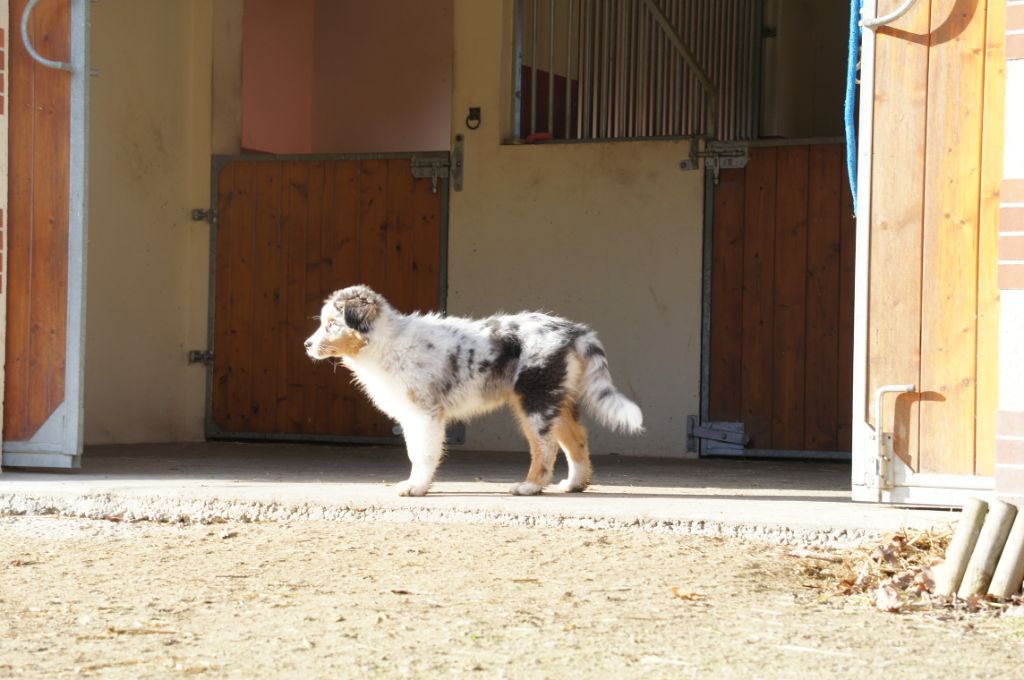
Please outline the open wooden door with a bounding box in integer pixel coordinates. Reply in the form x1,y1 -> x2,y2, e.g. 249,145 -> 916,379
852,0 -> 1004,504
2,0 -> 89,468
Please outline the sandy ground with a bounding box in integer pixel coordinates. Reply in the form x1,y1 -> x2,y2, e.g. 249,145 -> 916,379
1,515 -> 1021,679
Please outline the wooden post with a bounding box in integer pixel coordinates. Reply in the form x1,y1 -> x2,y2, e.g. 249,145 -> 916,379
934,498 -> 988,596
958,500 -> 1018,598
988,510 -> 1024,599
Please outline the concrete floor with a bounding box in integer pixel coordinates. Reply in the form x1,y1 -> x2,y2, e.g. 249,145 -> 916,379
0,442 -> 961,547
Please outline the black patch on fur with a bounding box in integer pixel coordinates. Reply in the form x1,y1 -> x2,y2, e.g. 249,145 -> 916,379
448,350 -> 461,379
467,347 -> 476,372
344,305 -> 372,334
515,344 -> 569,415
584,343 -> 606,358
489,333 -> 522,378
597,387 -> 614,401
426,342 -> 435,351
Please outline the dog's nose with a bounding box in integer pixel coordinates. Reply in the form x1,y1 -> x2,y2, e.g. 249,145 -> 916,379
304,339 -> 313,350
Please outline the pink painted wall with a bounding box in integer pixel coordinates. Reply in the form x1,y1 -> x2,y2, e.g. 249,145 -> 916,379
311,0 -> 453,153
241,0 -> 315,154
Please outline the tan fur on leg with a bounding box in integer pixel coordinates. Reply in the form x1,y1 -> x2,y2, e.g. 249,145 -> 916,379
555,402 -> 593,492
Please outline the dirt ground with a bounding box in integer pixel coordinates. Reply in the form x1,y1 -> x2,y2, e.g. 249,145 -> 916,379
1,515 -> 1021,679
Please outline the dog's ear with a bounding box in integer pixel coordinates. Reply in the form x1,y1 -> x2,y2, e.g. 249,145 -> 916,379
338,291 -> 381,333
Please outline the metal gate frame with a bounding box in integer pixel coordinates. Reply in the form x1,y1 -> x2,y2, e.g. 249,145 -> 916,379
200,151 -> 450,446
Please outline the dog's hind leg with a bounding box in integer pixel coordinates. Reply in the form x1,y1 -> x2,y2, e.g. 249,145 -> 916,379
555,403 -> 592,492
510,402 -> 559,496
395,417 -> 446,497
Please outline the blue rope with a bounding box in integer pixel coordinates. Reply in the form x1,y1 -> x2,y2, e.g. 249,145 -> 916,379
845,0 -> 862,208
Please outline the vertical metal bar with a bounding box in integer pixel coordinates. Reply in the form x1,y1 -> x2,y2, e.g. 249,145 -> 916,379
548,0 -> 555,134
580,0 -> 589,138
616,0 -> 625,137
513,0 -> 525,138
566,0 -> 574,139
531,0 -> 538,136
599,0 -> 609,138
751,0 -> 763,139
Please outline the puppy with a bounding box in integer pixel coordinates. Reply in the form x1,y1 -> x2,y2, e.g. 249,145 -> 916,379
304,285 -> 643,496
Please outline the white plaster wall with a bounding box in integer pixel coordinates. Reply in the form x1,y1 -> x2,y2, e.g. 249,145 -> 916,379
449,1 -> 702,457
84,0 -> 211,443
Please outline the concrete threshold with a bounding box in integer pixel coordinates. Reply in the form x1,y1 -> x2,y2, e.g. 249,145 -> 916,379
0,442 -> 960,548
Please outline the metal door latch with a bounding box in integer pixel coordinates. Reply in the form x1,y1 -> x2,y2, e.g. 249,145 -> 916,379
680,139 -> 749,183
191,208 -> 217,224
188,350 -> 213,366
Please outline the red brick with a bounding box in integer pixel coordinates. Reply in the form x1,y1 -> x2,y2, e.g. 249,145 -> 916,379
1004,180 -> 1024,203
999,264 -> 1024,289
996,466 -> 1024,495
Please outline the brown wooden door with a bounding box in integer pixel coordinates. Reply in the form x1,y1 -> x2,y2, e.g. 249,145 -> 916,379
209,155 -> 445,441
3,0 -> 88,467
852,0 -> 1003,504
705,143 -> 855,456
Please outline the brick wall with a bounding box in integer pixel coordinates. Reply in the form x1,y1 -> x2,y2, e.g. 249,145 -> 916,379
996,1 -> 1024,504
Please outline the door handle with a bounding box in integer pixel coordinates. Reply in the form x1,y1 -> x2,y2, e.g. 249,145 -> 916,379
21,0 -> 73,72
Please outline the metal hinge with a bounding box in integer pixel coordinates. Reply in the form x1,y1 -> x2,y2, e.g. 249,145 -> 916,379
188,350 -> 214,366
687,416 -> 751,453
411,156 -> 450,194
191,208 -> 217,225
680,139 -> 749,183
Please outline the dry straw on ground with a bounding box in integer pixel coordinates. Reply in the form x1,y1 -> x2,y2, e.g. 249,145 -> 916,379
791,529 -> 1024,618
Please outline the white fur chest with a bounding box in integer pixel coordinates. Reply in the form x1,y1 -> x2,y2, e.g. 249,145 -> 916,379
344,359 -> 418,422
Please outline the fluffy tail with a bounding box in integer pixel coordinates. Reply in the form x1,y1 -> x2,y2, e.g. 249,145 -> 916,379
575,332 -> 644,434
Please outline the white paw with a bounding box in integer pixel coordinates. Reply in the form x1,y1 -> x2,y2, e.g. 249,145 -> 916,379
558,479 -> 587,493
394,480 -> 429,497
510,481 -> 543,496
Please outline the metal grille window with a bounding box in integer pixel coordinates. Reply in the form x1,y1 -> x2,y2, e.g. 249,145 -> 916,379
512,0 -> 760,142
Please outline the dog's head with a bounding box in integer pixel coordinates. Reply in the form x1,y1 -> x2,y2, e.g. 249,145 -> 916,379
304,285 -> 386,360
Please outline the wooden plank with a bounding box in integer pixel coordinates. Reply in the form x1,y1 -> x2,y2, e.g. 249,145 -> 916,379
740,147 -> 777,448
223,161 -> 256,432
355,159 -> 392,436
28,0 -> 71,438
385,159 -> 417,313
211,162 -> 237,430
771,146 -> 809,450
837,167 -> 856,452
803,145 -> 842,451
917,0 -> 986,476
248,162 -> 284,432
302,161 -> 330,434
4,0 -> 37,440
279,161 -> 311,434
319,160 -> 361,435
868,0 -> 931,470
708,167 -> 745,423
410,173 -> 443,314
975,0 -> 1005,477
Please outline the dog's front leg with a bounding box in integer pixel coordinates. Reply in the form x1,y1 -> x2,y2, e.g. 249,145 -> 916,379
394,417 -> 446,496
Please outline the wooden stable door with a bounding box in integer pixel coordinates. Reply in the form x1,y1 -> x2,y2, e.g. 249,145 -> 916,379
3,0 -> 89,468
706,143 -> 855,457
852,0 -> 1004,504
209,155 -> 445,442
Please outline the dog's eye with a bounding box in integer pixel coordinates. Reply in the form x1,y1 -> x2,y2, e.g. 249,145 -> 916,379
326,320 -> 341,333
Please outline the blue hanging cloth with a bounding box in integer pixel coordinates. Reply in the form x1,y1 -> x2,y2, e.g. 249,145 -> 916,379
845,0 -> 863,209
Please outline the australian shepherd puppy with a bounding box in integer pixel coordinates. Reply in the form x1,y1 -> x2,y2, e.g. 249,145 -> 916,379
304,285 -> 643,496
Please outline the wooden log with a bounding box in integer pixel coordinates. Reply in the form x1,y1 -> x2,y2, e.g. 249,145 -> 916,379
958,500 -> 1018,598
988,509 -> 1024,599
934,498 -> 988,596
